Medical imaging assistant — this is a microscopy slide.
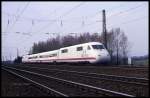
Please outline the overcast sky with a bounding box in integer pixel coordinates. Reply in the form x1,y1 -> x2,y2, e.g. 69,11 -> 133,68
2,1 -> 148,61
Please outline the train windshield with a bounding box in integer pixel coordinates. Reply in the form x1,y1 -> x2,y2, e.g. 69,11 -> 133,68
92,45 -> 105,50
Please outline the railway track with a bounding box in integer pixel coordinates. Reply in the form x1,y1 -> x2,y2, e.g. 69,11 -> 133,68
7,65 -> 149,85
2,65 -> 135,97
2,67 -> 68,97
2,65 -> 149,96
1,70 -> 53,96
10,63 -> 148,78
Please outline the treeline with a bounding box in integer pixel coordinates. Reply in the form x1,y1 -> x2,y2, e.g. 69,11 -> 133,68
29,28 -> 130,65
132,55 -> 148,60
131,55 -> 149,66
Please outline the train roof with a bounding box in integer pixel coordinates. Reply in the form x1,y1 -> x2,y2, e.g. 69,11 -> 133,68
60,42 -> 103,49
23,42 -> 103,57
23,49 -> 59,57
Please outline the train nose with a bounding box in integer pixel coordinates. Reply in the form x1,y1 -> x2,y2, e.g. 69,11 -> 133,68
97,52 -> 111,63
98,54 -> 110,61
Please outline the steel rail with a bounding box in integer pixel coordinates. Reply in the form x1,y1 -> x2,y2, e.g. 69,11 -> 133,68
2,66 -> 135,97
11,65 -> 148,85
2,67 -> 69,97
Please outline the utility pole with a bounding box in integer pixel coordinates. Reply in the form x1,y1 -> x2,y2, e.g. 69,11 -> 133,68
102,9 -> 107,49
17,48 -> 19,57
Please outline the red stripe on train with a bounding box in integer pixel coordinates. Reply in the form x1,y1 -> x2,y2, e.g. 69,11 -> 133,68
27,57 -> 96,61
50,57 -> 96,60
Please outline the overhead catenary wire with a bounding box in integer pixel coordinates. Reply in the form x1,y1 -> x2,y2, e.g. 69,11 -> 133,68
3,19 -> 10,33
69,20 -> 102,33
2,16 -> 147,37
107,3 -> 145,19
84,3 -> 146,35
43,2 -> 85,32
70,15 -> 147,36
2,2 -> 124,22
1,2 -> 132,30
2,2 -> 139,35
62,2 -> 85,17
8,3 -> 85,36
3,11 -> 86,22
27,4 -> 66,34
121,16 -> 147,25
5,2 -> 30,33
56,3 -> 132,35
107,16 -> 148,30
2,12 -> 59,22
86,2 -> 125,20
3,11 -> 102,35
2,2 -> 147,37
34,2 -> 86,34
3,3 -> 144,21
3,7 -> 20,33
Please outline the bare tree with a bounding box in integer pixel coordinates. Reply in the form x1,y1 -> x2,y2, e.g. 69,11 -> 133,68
107,30 -> 115,63
119,32 -> 131,64
107,28 -> 130,65
62,35 -> 76,47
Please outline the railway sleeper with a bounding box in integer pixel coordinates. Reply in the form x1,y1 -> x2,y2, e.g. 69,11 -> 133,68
3,66 -> 138,97
3,68 -> 67,97
18,77 -> 58,96
136,87 -> 148,96
76,86 -> 101,96
77,86 -> 97,96
84,88 -> 103,96
56,79 -> 80,89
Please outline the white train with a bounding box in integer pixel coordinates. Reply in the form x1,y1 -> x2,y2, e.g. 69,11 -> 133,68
22,42 -> 110,64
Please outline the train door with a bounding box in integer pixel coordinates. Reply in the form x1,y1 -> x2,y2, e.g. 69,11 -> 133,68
83,49 -> 86,57
57,50 -> 59,59
82,46 -> 90,63
86,45 -> 92,57
82,47 -> 87,58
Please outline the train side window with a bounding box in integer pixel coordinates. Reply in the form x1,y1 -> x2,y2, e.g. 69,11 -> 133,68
87,45 -> 91,50
53,53 -> 57,56
77,47 -> 83,51
39,55 -> 48,58
61,49 -> 68,53
28,56 -> 37,59
49,53 -> 57,57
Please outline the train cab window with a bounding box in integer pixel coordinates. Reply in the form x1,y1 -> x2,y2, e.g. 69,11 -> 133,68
87,45 -> 91,50
77,47 -> 83,51
92,45 -> 105,50
61,49 -> 68,53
